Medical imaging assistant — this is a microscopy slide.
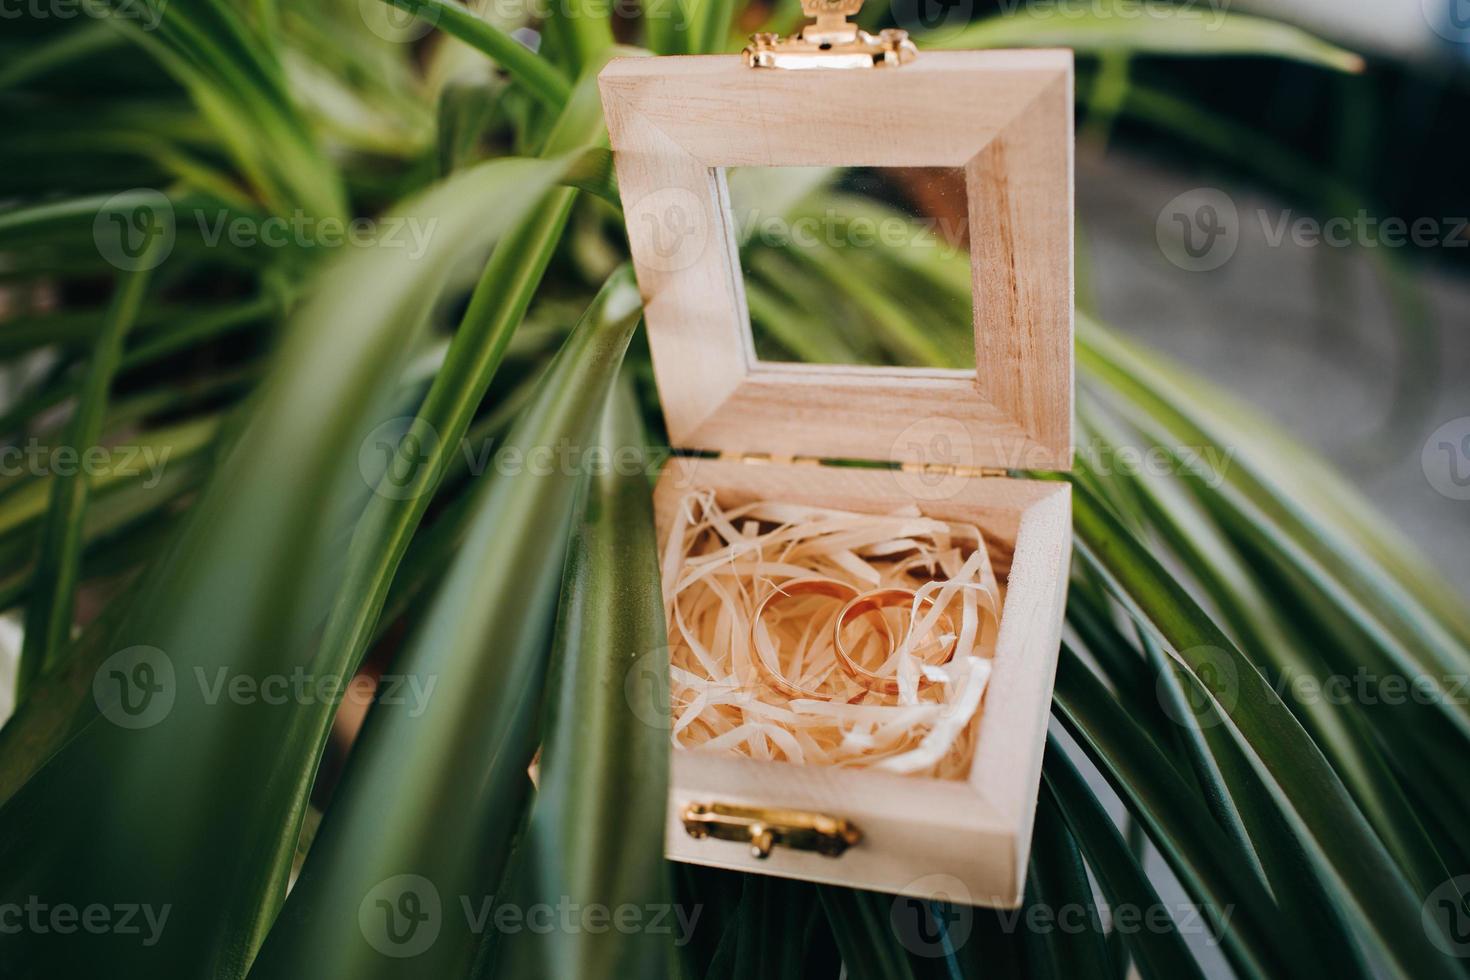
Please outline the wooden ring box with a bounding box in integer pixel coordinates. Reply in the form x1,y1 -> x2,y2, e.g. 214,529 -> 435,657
599,48 -> 1074,907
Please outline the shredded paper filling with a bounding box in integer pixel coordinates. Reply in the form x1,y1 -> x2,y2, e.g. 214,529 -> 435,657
661,488 -> 1003,779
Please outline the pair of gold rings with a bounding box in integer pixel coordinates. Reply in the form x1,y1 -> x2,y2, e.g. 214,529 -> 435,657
750,577 -> 957,700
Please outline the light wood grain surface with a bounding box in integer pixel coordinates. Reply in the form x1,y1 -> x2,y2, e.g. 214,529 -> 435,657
654,458 -> 1070,905
600,50 -> 1074,471
603,49 -> 1076,906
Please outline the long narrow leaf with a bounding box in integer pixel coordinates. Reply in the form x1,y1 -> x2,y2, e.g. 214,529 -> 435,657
1072,483 -> 1462,979
482,375 -> 673,980
1041,738 -> 1206,980
381,0 -> 572,110
0,155 -> 576,980
247,267 -> 643,980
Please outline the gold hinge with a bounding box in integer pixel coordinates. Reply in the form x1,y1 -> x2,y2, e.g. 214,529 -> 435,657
718,455 -> 1006,477
744,0 -> 916,70
681,801 -> 861,859
900,461 -> 1011,479
720,452 -> 822,467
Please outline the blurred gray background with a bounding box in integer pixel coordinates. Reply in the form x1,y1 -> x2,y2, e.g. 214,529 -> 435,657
1081,148 -> 1469,594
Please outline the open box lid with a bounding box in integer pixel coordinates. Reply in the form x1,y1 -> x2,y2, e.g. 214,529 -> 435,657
599,49 -> 1074,474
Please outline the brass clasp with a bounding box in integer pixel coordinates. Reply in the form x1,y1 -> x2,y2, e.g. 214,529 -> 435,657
681,801 -> 862,858
744,0 -> 916,70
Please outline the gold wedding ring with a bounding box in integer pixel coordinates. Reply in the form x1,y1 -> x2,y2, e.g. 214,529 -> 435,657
834,588 -> 957,695
751,578 -> 870,701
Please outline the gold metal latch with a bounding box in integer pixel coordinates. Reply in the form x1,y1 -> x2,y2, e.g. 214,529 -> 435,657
681,802 -> 862,858
744,0 -> 916,70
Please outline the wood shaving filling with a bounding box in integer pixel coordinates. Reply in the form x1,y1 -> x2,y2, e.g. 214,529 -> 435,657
661,488 -> 1002,779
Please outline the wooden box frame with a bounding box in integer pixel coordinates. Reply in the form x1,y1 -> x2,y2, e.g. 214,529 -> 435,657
600,49 -> 1074,906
